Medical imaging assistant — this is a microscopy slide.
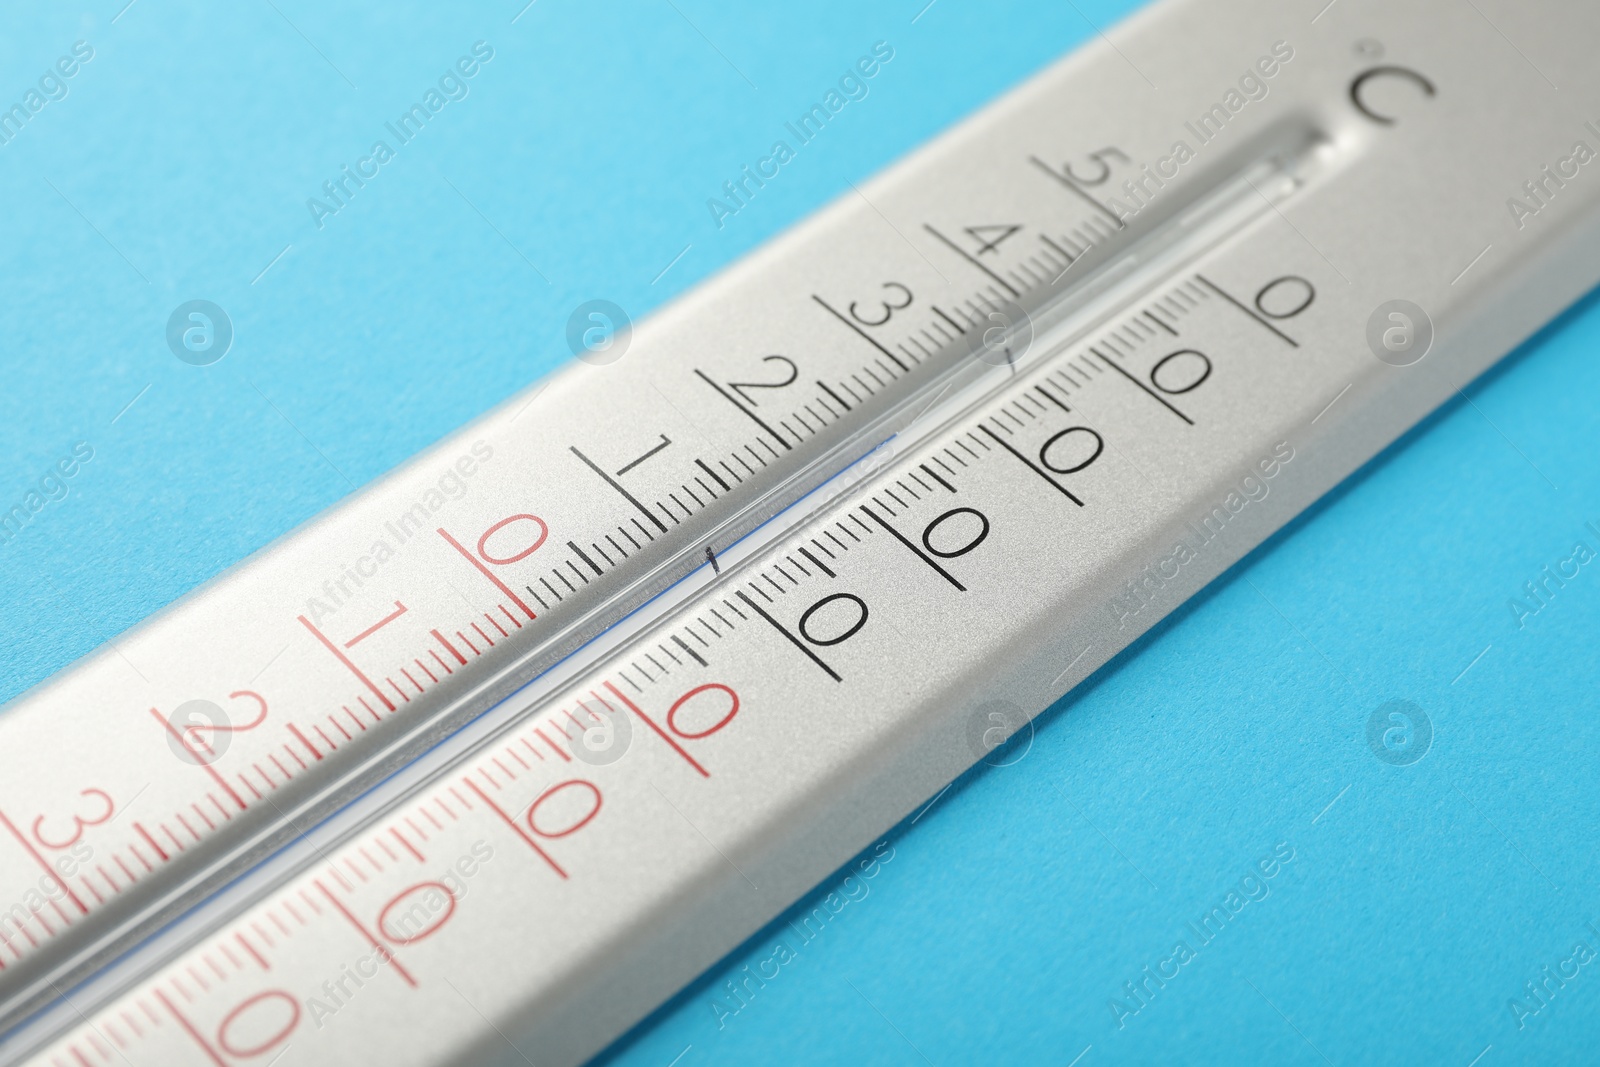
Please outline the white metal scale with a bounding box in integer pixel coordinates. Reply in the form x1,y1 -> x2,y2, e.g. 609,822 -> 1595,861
3,0 -> 1600,1063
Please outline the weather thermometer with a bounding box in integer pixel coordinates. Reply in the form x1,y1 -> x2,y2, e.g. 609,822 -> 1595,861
3,0 -> 1599,1063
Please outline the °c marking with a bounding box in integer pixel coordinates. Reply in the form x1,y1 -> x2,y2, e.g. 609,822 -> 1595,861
1349,65 -> 1435,126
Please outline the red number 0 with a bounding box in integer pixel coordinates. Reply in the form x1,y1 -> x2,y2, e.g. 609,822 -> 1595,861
179,690 -> 270,758
438,513 -> 549,621
666,684 -> 740,739
476,514 -> 549,565
526,780 -> 602,839
217,990 -> 300,1058
603,680 -> 742,778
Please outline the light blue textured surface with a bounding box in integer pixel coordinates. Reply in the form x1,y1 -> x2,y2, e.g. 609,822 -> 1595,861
3,2 -> 1598,1064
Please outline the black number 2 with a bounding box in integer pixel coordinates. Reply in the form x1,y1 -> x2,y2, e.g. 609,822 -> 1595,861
727,355 -> 798,406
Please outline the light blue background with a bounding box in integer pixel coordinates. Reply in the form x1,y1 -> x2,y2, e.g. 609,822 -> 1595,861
2,2 -> 1598,1064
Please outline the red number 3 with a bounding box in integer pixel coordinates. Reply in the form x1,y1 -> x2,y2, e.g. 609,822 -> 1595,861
33,788 -> 115,850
